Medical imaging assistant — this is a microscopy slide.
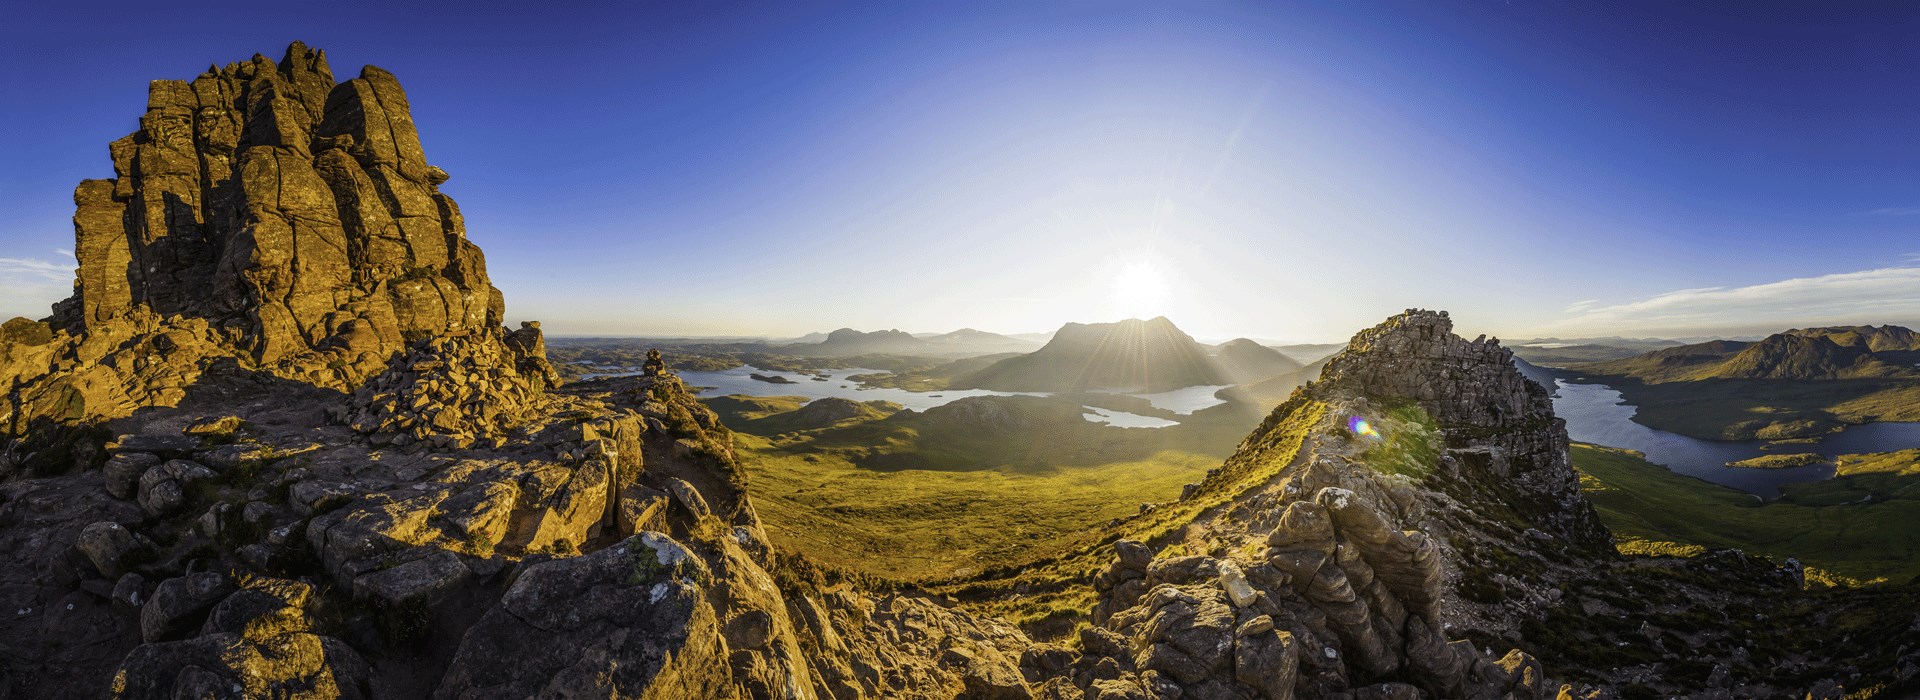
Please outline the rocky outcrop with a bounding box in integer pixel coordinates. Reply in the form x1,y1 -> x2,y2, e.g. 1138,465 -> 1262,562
1310,310 -> 1611,552
55,41 -> 502,372
2,41 -> 508,448
111,575 -> 374,699
1024,310 -> 1608,698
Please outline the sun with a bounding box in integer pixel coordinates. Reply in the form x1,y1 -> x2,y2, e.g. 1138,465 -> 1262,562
1110,259 -> 1170,319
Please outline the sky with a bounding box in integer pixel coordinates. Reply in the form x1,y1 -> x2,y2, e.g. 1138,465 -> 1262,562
3,1 -> 1918,343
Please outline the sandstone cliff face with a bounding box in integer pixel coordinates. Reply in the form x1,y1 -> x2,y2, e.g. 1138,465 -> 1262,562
3,41 -> 504,448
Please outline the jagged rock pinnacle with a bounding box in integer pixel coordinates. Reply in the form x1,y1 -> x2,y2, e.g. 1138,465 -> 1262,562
2,43 -> 525,444
54,41 -> 503,378
1309,309 -> 1610,550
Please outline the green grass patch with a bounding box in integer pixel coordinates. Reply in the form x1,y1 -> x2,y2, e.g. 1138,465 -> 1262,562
1725,453 -> 1827,469
1572,443 -> 1920,583
1357,401 -> 1441,479
736,434 -> 1215,581
1777,449 -> 1920,506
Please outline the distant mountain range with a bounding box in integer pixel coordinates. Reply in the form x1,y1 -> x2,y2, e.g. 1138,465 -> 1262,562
1576,325 -> 1920,382
1507,336 -> 1684,367
951,317 -> 1229,393
783,327 -> 1040,357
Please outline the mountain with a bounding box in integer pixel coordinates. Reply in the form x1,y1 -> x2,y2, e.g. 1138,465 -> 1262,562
1273,342 -> 1346,364
1211,338 -> 1304,384
950,316 -> 1228,392
800,327 -> 929,356
771,331 -> 831,345
922,327 -> 1042,354
1573,339 -> 1749,382
0,41 -> 525,443
987,310 -> 1899,697
787,327 -> 1037,357
1786,324 -> 1920,353
1578,326 -> 1920,383
1219,355 -> 1331,407
1713,333 -> 1913,380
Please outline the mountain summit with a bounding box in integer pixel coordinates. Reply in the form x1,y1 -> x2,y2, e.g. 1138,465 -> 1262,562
951,316 -> 1228,392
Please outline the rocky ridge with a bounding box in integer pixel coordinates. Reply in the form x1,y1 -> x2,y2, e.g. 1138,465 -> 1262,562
1009,310 -> 1613,699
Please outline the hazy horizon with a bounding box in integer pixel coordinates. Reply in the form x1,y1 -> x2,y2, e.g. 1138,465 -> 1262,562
5,2 -> 1919,342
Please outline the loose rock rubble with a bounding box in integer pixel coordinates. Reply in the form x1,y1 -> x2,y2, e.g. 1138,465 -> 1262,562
335,324 -> 558,449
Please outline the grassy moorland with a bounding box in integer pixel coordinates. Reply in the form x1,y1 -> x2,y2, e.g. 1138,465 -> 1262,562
1571,443 -> 1920,584
707,394 -> 1265,578
704,391 -> 1315,626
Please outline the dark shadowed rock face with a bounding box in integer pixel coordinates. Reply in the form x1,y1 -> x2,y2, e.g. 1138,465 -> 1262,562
53,40 -> 501,382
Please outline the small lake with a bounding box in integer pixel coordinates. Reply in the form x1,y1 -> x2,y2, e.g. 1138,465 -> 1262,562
1133,385 -> 1231,415
1549,380 -> 1920,496
596,365 -> 1181,428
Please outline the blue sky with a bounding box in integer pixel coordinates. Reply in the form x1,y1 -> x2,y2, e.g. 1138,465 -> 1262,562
3,1 -> 1918,341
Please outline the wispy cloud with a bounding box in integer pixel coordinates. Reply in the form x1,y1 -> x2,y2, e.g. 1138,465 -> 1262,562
1563,299 -> 1600,313
1865,207 -> 1920,216
0,255 -> 75,320
1553,266 -> 1920,336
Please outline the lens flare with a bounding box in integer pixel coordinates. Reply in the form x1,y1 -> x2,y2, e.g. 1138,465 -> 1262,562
1347,415 -> 1380,439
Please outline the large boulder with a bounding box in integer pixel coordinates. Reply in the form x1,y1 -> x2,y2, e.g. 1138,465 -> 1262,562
112,577 -> 373,699
140,572 -> 235,643
435,532 -> 735,698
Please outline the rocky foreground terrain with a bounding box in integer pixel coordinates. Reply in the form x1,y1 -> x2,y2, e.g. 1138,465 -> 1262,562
2,44 -> 1915,699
